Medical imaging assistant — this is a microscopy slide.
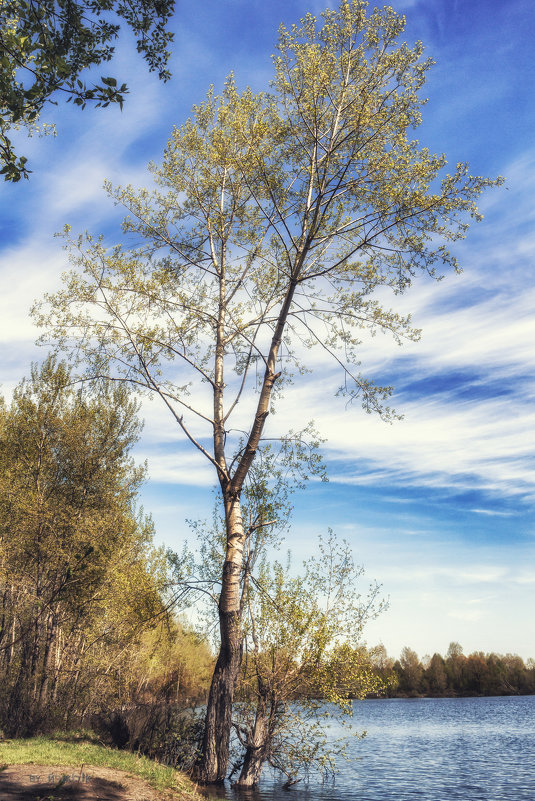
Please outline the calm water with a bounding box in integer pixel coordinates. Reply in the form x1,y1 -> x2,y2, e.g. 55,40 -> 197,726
209,696 -> 535,801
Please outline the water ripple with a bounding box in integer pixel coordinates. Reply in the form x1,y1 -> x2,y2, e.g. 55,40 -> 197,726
213,696 -> 535,801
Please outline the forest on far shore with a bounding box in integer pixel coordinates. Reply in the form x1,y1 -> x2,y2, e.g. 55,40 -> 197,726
370,642 -> 535,698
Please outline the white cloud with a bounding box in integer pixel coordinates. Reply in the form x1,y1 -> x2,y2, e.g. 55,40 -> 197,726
137,447 -> 215,487
471,509 -> 516,518
0,239 -> 65,355
268,370 -> 535,504
448,608 -> 484,623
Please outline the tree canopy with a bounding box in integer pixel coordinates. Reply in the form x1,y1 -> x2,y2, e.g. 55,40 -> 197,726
0,0 -> 174,180
34,0 -> 502,782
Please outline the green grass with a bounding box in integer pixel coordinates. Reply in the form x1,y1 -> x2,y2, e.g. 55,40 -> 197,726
0,731 -> 204,799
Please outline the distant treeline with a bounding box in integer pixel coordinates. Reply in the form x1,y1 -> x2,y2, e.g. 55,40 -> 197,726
370,642 -> 535,698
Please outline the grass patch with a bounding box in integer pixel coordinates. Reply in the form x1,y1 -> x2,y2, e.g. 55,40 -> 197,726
0,731 -> 204,799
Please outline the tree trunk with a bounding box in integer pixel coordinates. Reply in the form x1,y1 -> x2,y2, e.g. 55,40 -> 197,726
192,495 -> 245,783
36,610 -> 58,711
193,279 -> 297,783
192,608 -> 243,783
234,711 -> 269,788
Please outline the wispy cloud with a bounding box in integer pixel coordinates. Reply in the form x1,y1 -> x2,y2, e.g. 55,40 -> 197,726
471,509 -> 516,518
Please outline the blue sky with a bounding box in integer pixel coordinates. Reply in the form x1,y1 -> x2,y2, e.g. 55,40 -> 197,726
0,0 -> 534,661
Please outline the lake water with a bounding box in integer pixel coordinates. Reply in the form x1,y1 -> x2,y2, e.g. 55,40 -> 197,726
208,696 -> 535,800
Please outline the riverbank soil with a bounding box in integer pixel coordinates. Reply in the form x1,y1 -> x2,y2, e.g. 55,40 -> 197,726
0,764 -> 176,800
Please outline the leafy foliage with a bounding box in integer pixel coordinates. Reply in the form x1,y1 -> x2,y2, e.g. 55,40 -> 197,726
96,617 -> 214,766
0,0 -> 174,180
232,532 -> 387,787
0,356 -> 169,734
128,619 -> 214,706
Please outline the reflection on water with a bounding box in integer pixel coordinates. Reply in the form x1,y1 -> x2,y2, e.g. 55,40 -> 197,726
204,696 -> 535,801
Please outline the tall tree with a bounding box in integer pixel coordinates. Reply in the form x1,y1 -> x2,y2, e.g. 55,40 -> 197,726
34,0 -> 501,782
425,653 -> 447,695
398,646 -> 423,696
0,0 -> 174,180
